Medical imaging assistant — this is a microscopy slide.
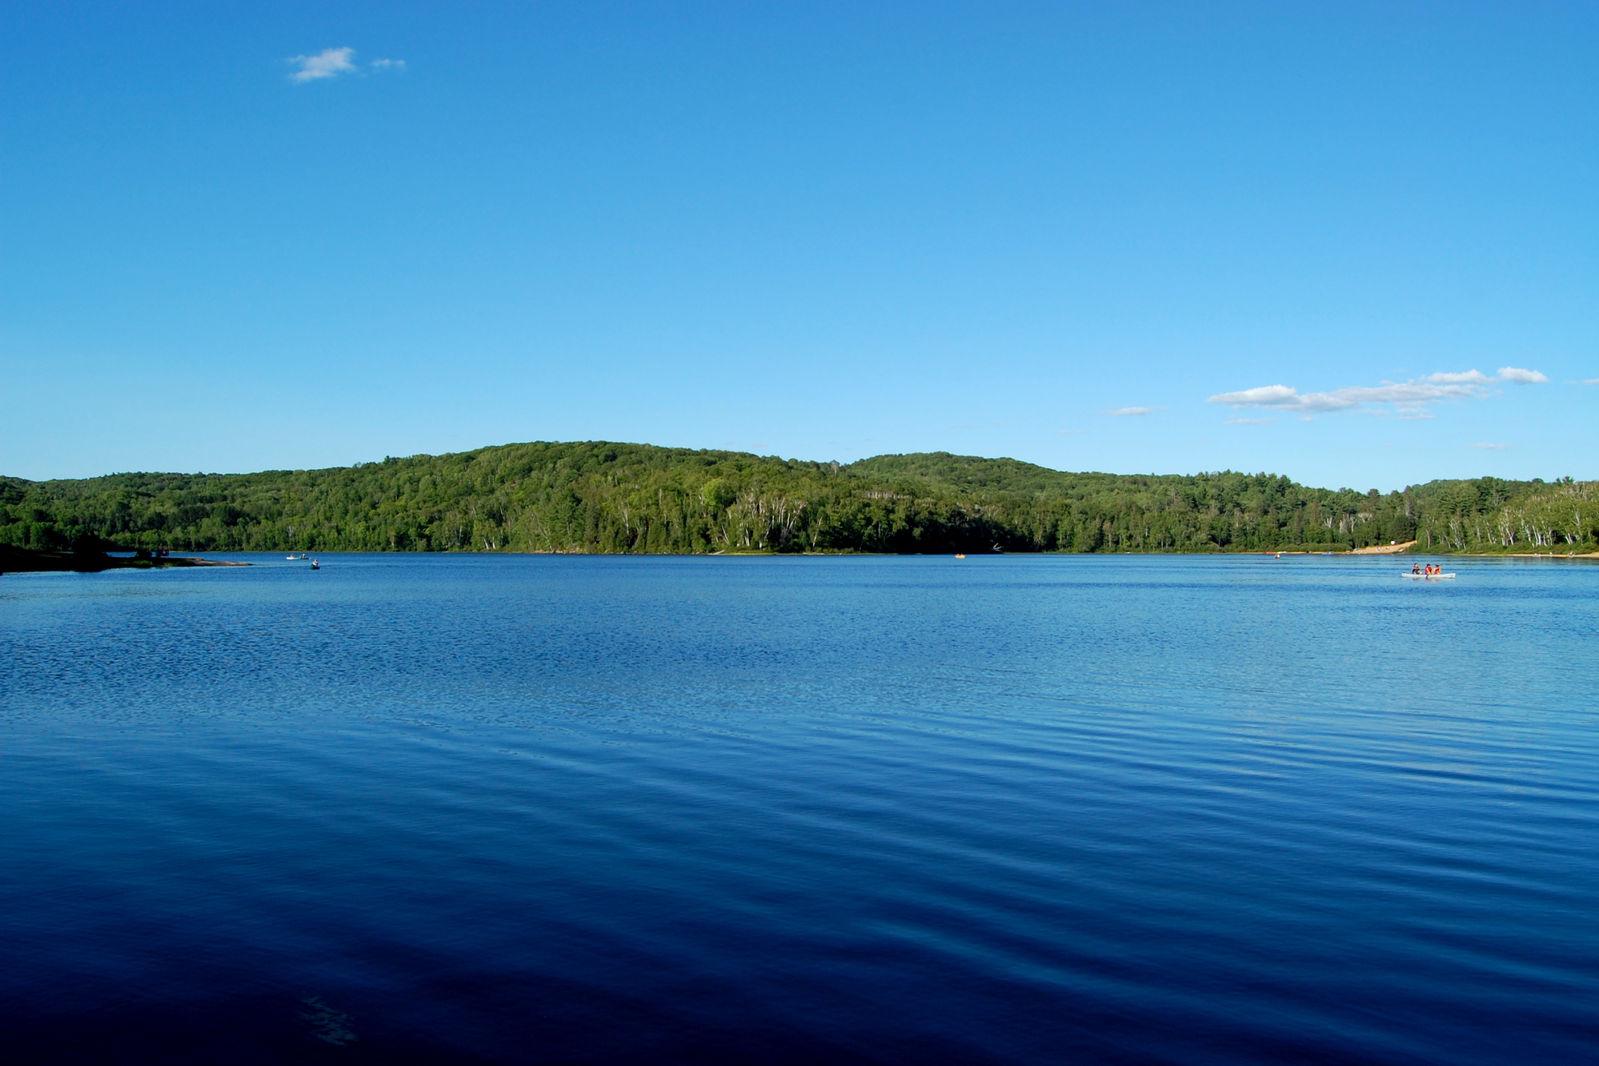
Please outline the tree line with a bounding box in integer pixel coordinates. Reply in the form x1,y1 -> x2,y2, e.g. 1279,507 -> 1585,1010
1,441 -> 1592,555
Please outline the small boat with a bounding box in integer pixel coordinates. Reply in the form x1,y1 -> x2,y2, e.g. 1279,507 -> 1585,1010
1403,571 -> 1455,580
954,553 -> 967,559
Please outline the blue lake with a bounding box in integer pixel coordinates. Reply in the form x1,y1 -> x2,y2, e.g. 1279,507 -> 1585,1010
3,553 -> 1597,1063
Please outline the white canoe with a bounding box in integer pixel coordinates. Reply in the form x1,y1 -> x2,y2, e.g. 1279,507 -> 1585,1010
1403,572 -> 1456,580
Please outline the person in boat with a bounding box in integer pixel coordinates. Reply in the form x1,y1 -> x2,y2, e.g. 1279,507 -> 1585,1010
1412,563 -> 1422,574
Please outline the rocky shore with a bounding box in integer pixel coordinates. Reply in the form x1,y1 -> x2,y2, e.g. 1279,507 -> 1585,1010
0,547 -> 248,575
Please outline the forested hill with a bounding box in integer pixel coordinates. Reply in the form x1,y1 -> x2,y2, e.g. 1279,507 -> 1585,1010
1,441 -> 1593,555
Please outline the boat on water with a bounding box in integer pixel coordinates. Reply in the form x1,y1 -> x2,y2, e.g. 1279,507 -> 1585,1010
286,552 -> 307,560
1403,571 -> 1456,580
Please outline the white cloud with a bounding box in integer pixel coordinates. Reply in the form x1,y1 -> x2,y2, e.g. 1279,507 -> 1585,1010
1109,406 -> 1154,417
1429,367 -> 1546,385
1225,417 -> 1272,426
289,46 -> 357,83
1426,369 -> 1489,384
1584,377 -> 1599,386
1210,384 -> 1301,408
287,47 -> 405,83
1209,365 -> 1548,418
1472,442 -> 1509,451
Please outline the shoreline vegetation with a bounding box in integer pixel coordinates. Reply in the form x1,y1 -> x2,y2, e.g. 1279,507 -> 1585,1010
3,440 -> 1594,560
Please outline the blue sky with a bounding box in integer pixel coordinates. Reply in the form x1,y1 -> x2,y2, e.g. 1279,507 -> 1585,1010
2,2 -> 1594,490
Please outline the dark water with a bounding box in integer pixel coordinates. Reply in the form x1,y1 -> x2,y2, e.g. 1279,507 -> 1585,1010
3,554 -> 1596,1063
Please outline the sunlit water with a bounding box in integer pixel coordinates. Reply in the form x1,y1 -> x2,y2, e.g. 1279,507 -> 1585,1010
3,554 -> 1596,1063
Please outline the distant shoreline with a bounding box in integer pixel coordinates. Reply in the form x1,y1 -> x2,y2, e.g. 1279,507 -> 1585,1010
1348,540 -> 1419,555
6,546 -> 1596,574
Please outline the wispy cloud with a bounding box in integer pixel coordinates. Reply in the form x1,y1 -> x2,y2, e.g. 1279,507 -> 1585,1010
1225,417 -> 1273,426
1109,406 -> 1154,417
1472,442 -> 1509,451
1426,369 -> 1489,384
288,47 -> 406,83
1209,366 -> 1547,417
1585,377 -> 1599,386
1211,385 -> 1302,408
1426,367 -> 1546,385
289,46 -> 356,82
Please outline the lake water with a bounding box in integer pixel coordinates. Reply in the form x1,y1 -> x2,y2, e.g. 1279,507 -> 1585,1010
3,554 -> 1596,1063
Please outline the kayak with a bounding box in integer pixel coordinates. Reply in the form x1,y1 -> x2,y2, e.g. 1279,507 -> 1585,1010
1403,572 -> 1455,580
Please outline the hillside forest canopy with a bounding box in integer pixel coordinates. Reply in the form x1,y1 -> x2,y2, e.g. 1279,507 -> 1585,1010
2,441 -> 1594,556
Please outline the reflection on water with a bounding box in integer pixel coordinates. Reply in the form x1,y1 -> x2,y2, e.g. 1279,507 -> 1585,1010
2,554 -> 1597,1063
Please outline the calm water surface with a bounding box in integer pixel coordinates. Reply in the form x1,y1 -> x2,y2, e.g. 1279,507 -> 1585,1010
3,554 -> 1596,1063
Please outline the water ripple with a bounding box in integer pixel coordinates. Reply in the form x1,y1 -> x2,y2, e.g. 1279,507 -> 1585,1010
3,554 -> 1597,1062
